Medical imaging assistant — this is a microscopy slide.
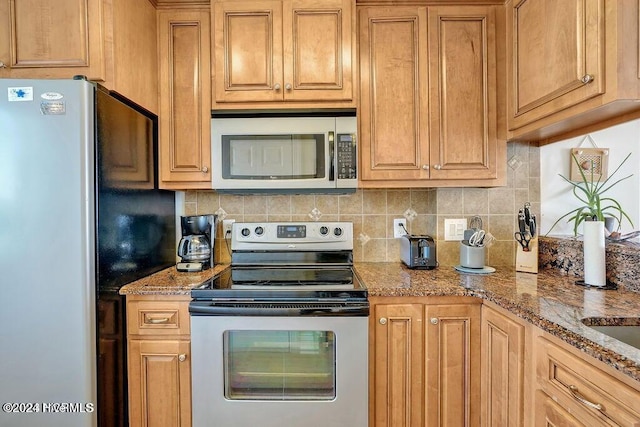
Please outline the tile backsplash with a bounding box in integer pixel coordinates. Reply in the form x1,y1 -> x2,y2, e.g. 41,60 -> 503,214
183,141 -> 539,266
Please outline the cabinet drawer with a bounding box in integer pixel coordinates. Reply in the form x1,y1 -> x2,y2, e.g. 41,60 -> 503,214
535,336 -> 640,426
127,300 -> 190,336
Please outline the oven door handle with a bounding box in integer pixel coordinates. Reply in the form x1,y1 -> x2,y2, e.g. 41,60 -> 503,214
189,301 -> 369,317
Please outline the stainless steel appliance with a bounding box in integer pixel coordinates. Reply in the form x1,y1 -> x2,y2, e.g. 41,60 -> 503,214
177,214 -> 216,272
190,222 -> 368,427
400,234 -> 438,269
0,78 -> 176,427
211,111 -> 357,193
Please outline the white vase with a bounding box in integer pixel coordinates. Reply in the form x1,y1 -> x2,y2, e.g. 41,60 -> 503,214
583,220 -> 606,287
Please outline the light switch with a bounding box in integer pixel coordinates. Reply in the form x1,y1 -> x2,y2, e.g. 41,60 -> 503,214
444,218 -> 467,241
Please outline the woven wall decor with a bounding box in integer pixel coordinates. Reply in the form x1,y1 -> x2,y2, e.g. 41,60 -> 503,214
569,135 -> 609,182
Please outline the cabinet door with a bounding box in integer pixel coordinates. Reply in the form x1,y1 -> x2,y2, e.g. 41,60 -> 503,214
371,303 -> 423,427
481,305 -> 525,427
428,6 -> 498,180
158,10 -> 212,189
508,0 -> 604,130
128,340 -> 191,427
0,0 -> 105,80
358,7 -> 430,181
424,304 -> 481,427
214,0 -> 283,103
282,0 -> 353,101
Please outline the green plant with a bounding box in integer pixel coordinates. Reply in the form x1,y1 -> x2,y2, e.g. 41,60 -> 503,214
548,152 -> 634,236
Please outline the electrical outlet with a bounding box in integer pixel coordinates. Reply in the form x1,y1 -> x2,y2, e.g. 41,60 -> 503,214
223,219 -> 235,236
393,218 -> 407,238
444,218 -> 467,241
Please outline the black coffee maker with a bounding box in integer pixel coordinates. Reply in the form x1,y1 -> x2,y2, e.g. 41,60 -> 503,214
176,214 -> 216,272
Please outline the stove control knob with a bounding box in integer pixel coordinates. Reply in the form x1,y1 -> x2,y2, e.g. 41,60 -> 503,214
319,226 -> 329,235
241,227 -> 251,237
254,226 -> 264,236
333,227 -> 343,237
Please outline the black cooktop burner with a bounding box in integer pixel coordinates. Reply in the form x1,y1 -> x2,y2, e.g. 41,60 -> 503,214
191,266 -> 367,301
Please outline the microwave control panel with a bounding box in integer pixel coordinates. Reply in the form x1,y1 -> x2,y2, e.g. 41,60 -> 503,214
336,134 -> 357,179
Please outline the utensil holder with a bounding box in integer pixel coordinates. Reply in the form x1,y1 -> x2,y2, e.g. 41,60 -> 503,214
459,243 -> 486,269
516,237 -> 538,273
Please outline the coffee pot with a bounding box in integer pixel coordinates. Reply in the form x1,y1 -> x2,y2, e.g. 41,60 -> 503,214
176,214 -> 216,272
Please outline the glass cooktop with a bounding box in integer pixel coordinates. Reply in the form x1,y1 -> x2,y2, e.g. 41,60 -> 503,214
191,266 -> 367,301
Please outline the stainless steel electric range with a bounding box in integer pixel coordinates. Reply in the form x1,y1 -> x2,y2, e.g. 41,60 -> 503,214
189,222 -> 368,427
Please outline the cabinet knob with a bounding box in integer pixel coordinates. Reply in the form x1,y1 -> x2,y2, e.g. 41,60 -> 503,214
433,164 -> 442,170
178,354 -> 187,362
581,74 -> 594,84
202,166 -> 209,173
285,83 -> 292,91
422,164 -> 429,170
0,61 -> 6,68
274,83 -> 281,91
379,317 -> 387,325
430,317 -> 439,325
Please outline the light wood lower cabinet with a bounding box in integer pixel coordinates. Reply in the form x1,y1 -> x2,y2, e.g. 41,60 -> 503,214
533,331 -> 640,427
126,295 -> 191,427
370,297 -> 481,427
481,302 -> 526,427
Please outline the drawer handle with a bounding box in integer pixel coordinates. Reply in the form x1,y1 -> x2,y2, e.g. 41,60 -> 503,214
568,385 -> 603,411
379,317 -> 387,325
178,354 -> 187,362
146,317 -> 170,324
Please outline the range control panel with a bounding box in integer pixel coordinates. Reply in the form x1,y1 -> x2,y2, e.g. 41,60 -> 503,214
232,222 -> 353,251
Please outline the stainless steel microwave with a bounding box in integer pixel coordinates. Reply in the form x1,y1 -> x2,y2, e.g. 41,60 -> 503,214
211,112 -> 357,193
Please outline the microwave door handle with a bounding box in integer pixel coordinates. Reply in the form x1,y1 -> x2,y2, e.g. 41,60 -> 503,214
329,131 -> 335,181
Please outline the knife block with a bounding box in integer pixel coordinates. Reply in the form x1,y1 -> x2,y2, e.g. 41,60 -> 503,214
515,237 -> 538,273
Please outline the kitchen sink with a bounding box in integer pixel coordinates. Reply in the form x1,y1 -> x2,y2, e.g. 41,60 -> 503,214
581,318 -> 640,350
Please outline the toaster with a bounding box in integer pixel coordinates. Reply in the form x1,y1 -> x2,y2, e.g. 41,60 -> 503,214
400,234 -> 437,269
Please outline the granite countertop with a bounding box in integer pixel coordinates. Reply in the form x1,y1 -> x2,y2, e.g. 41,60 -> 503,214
119,264 -> 229,295
355,262 -> 640,383
118,261 -> 640,383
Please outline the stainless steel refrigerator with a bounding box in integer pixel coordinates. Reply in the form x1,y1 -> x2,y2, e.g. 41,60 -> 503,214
0,78 -> 176,427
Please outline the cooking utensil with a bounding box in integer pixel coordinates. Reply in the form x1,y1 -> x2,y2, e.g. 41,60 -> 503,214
514,231 -> 531,251
518,209 -> 527,234
529,214 -> 536,238
524,202 -> 532,226
469,230 -> 485,247
469,215 -> 483,231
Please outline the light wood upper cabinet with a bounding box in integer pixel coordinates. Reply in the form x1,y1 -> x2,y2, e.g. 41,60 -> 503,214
507,0 -> 640,142
427,6 -> 498,181
358,6 -> 504,187
158,8 -> 212,190
213,0 -> 354,106
0,0 -> 158,113
508,0 -> 604,132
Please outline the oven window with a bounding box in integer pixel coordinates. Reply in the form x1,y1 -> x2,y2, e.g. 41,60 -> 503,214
221,134 -> 325,179
223,330 -> 336,400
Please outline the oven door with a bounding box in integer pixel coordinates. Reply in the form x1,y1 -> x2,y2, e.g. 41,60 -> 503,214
191,315 -> 368,427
